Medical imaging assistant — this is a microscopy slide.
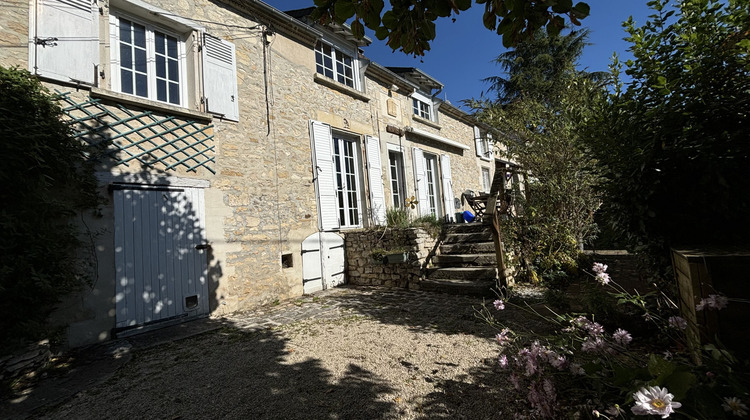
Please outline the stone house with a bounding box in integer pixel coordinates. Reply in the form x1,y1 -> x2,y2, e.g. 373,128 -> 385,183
1,0 -> 507,347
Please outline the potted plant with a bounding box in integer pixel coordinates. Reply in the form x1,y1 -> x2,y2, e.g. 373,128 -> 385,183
371,247 -> 410,264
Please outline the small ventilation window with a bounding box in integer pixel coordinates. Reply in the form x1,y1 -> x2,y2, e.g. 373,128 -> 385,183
185,295 -> 199,310
281,253 -> 293,269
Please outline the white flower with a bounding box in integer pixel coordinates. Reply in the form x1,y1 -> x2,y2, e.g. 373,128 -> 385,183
631,386 -> 681,418
723,397 -> 748,417
493,299 -> 505,310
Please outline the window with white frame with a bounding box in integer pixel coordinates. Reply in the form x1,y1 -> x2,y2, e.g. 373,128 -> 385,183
411,91 -> 434,121
388,150 -> 406,208
474,127 -> 493,160
29,0 -> 239,120
315,41 -> 357,89
110,14 -> 186,106
481,167 -> 491,193
333,135 -> 362,227
423,153 -> 441,217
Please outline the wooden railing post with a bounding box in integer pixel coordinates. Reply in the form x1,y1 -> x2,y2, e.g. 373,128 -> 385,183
485,164 -> 511,289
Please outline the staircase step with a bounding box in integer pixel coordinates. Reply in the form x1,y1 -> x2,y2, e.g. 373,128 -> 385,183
427,267 -> 497,280
442,231 -> 493,244
433,253 -> 497,266
443,223 -> 491,234
419,278 -> 497,296
440,242 -> 495,254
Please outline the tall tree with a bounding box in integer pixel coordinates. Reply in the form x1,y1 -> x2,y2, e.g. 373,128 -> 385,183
470,27 -> 605,279
483,28 -> 603,103
310,0 -> 591,55
588,0 -> 750,263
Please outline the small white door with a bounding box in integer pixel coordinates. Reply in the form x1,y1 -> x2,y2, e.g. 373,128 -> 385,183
114,186 -> 209,329
302,232 -> 345,294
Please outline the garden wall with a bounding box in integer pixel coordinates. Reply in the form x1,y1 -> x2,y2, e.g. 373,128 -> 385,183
344,228 -> 439,289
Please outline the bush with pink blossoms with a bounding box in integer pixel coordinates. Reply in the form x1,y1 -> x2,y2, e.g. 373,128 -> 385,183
479,262 -> 749,419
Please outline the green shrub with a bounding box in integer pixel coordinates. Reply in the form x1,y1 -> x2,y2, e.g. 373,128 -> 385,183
412,214 -> 443,238
0,67 -> 102,354
385,207 -> 410,228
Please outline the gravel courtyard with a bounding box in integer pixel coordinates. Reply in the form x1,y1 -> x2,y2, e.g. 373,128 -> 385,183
4,286 -> 548,420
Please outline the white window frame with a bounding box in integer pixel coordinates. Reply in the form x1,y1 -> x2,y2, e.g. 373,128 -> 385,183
315,41 -> 360,90
423,153 -> 442,217
332,133 -> 364,228
109,11 -> 188,107
412,91 -> 434,121
481,167 -> 491,193
388,149 -> 406,209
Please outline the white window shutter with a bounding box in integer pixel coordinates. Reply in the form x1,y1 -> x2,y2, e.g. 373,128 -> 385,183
487,133 -> 495,159
473,126 -> 484,158
202,33 -> 239,121
366,136 -> 386,226
310,120 -> 339,231
412,147 -> 429,217
30,0 -> 99,85
440,154 -> 455,222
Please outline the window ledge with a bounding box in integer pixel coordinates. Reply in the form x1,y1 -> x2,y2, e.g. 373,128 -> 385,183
90,88 -> 213,122
412,115 -> 441,130
314,74 -> 370,102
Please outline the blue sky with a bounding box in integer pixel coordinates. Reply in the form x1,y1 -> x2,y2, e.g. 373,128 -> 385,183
268,1 -> 655,108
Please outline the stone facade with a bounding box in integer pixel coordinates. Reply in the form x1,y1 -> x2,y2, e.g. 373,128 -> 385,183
1,0 -> 507,348
344,228 -> 438,289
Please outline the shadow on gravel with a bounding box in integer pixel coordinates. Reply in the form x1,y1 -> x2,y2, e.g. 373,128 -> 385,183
319,286 -> 551,340
20,323 -> 397,420
320,288 -> 498,338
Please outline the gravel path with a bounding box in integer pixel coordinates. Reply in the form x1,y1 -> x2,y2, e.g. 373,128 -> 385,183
5,286 -> 548,420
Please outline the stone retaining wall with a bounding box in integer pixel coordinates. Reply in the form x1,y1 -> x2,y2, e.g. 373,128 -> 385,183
345,228 -> 439,289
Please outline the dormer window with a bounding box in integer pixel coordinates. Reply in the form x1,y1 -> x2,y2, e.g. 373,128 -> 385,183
315,41 -> 357,89
411,91 -> 434,121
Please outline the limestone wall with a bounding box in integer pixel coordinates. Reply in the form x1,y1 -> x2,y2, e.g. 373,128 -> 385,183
344,228 -> 439,289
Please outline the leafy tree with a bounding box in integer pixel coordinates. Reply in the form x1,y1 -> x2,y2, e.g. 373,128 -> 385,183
588,0 -> 750,268
310,0 -> 591,55
0,67 -> 101,352
470,28 -> 605,280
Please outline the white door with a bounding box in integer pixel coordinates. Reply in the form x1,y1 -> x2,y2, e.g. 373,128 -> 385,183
302,232 -> 345,294
113,186 -> 209,329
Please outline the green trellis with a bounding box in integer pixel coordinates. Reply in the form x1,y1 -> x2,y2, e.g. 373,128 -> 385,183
56,91 -> 216,174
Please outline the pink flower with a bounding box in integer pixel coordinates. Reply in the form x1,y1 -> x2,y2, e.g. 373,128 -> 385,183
586,321 -> 605,336
498,354 -> 509,368
696,294 -> 728,311
581,337 -> 607,353
668,316 -> 688,330
613,328 -> 632,346
493,299 -> 505,310
592,262 -> 608,274
595,272 -> 612,285
496,328 -> 512,346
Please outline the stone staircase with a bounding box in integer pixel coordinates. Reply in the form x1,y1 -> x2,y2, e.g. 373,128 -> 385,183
419,223 -> 501,296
